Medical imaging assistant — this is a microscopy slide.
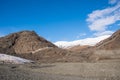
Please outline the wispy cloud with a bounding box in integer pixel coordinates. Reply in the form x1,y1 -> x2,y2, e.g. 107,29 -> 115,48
109,0 -> 118,4
118,23 -> 120,26
94,30 -> 114,36
76,33 -> 86,39
87,2 -> 120,32
86,1 -> 120,36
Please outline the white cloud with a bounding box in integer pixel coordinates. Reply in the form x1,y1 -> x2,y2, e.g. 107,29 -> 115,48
94,30 -> 114,36
54,35 -> 110,48
76,33 -> 86,39
118,23 -> 120,26
86,2 -> 120,32
88,16 -> 117,31
54,0 -> 119,49
109,0 -> 118,4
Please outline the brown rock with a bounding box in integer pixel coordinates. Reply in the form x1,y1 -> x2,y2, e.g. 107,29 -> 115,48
95,29 -> 120,50
0,30 -> 57,54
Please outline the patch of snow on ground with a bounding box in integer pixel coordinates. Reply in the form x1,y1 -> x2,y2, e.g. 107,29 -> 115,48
0,53 -> 33,64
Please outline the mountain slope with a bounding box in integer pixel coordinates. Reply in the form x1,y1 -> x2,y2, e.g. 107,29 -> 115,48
67,45 -> 91,52
0,31 -> 57,54
0,31 -> 72,62
67,30 -> 120,62
95,29 -> 120,50
88,30 -> 120,61
1,30 -> 120,63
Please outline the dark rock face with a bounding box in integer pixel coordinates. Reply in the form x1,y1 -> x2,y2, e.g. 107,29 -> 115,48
0,31 -> 57,54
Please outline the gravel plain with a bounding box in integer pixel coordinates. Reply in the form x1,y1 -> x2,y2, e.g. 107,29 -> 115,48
0,61 -> 120,80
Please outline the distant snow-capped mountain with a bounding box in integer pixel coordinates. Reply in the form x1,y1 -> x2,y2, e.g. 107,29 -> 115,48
54,35 -> 110,48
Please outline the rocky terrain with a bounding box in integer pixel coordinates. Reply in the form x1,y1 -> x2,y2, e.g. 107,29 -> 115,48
0,30 -> 120,63
95,29 -> 120,50
61,29 -> 120,62
0,30 -> 120,80
0,31 -> 57,54
67,45 -> 91,52
90,29 -> 120,61
0,62 -> 120,80
0,31 -> 72,62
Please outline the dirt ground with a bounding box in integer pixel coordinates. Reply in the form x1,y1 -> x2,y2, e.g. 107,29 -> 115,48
0,61 -> 120,80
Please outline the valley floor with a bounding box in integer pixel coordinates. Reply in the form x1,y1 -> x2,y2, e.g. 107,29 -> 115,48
0,61 -> 120,80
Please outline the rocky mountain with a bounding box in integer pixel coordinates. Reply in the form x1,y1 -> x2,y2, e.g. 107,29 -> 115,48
67,30 -> 120,62
0,30 -> 120,63
0,31 -> 73,62
89,30 -> 120,61
95,29 -> 120,50
0,31 -> 57,55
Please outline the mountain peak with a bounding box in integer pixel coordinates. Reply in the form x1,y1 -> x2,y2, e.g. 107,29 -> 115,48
0,30 -> 57,54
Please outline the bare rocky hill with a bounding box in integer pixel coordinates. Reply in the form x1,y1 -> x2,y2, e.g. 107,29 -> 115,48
0,31 -> 57,55
95,29 -> 120,50
0,31 -> 74,62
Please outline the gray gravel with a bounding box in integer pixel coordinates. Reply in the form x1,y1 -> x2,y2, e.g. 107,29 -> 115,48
0,63 -> 120,80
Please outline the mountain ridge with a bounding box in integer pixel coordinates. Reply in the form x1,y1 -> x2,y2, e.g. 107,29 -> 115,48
95,29 -> 120,50
0,30 -> 120,63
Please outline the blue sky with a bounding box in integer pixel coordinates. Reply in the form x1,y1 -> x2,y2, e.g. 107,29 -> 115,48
0,0 -> 120,42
